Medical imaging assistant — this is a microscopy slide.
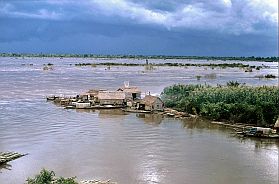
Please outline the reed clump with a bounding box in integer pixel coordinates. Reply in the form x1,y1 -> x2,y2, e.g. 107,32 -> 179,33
161,84 -> 279,126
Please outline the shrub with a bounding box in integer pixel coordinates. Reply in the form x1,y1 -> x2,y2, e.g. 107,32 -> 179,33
26,169 -> 78,184
265,74 -> 276,78
226,81 -> 241,87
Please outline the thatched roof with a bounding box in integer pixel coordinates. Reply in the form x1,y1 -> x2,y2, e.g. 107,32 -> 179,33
142,95 -> 163,106
86,89 -> 107,95
274,118 -> 279,128
80,93 -> 90,96
98,91 -> 125,100
117,86 -> 141,93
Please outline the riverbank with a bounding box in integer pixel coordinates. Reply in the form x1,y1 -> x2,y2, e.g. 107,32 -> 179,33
162,108 -> 261,131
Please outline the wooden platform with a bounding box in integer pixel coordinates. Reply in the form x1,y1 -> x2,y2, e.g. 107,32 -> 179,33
0,152 -> 27,164
122,109 -> 151,113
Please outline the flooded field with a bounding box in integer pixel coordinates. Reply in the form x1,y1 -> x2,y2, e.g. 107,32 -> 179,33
0,57 -> 278,184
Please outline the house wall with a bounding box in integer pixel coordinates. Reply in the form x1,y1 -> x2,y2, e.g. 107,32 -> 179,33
76,102 -> 91,109
145,105 -> 152,111
135,93 -> 141,99
99,99 -> 124,105
125,92 -> 141,100
125,93 -> 132,99
154,99 -> 164,111
144,99 -> 164,111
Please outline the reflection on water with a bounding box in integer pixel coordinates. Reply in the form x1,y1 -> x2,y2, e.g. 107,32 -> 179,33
0,164 -> 12,173
182,117 -> 279,149
0,57 -> 278,184
181,117 -> 214,129
75,108 -> 97,114
238,137 -> 279,150
136,113 -> 163,125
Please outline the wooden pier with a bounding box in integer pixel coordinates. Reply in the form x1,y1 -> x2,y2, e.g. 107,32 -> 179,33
0,152 -> 27,164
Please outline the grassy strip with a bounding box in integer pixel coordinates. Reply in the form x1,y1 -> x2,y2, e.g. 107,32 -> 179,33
1,53 -> 278,62
161,84 -> 279,126
74,62 -> 260,68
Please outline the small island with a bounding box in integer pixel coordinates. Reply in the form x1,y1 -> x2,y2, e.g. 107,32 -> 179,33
47,83 -> 164,113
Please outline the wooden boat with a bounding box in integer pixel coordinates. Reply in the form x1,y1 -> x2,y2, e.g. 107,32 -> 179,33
237,127 -> 279,139
244,133 -> 279,139
46,96 -> 58,101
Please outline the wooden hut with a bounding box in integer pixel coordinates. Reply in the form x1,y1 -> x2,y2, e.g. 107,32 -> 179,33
85,89 -> 107,103
117,86 -> 141,100
98,91 -> 125,106
139,95 -> 164,111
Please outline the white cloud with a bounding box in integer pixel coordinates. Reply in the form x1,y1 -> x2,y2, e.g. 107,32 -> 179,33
0,2 -> 62,20
223,0 -> 232,7
1,0 -> 277,34
89,0 -> 168,25
246,0 -> 278,23
87,0 -> 278,34
12,9 -> 62,20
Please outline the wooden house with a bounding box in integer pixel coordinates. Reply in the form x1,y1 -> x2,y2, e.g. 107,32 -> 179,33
98,91 -> 125,106
138,95 -> 164,111
117,86 -> 141,100
85,89 -> 106,104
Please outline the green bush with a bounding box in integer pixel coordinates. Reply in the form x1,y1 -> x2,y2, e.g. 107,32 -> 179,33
265,74 -> 276,78
26,169 -> 78,184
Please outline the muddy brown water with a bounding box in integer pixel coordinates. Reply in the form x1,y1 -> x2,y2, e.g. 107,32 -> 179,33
0,57 -> 278,184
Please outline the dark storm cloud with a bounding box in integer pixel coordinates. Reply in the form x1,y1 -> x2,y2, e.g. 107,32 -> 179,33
0,0 -> 277,56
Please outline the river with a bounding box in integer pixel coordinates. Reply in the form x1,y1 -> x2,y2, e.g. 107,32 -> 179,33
0,57 -> 278,184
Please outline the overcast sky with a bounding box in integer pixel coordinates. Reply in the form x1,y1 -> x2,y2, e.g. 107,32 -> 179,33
0,0 -> 278,56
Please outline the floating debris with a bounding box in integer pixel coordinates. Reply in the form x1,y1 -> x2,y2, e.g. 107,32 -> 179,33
80,180 -> 117,184
0,152 -> 27,164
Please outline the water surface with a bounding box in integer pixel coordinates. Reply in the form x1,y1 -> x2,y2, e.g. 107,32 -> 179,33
0,57 -> 278,184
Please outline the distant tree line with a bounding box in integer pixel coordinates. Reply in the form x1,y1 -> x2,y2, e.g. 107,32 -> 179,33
0,53 -> 278,62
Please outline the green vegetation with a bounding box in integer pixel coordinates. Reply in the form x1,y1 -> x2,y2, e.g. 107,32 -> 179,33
74,62 -> 262,69
26,169 -> 78,184
0,53 -> 278,62
226,81 -> 242,87
161,84 -> 279,126
264,74 -> 276,78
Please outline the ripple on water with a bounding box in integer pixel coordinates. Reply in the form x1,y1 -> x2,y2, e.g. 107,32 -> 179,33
0,57 -> 278,184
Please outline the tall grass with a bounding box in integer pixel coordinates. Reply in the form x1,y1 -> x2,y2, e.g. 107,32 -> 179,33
161,84 -> 279,126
